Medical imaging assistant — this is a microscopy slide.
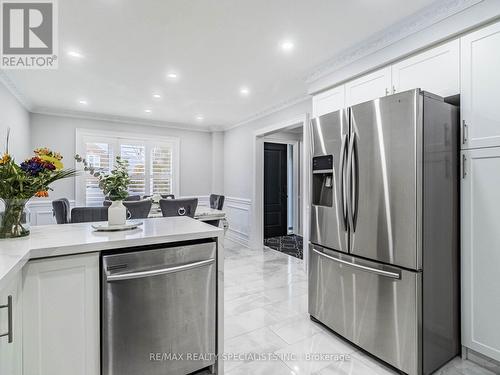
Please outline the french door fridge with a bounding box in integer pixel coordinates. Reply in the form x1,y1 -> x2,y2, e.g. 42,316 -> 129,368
309,89 -> 460,375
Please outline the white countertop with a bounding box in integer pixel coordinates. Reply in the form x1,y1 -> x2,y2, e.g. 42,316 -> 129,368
0,217 -> 223,291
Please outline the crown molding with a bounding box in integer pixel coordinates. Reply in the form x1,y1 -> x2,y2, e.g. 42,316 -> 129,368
0,70 -> 34,111
30,107 -> 213,133
307,0 -> 484,85
223,94 -> 311,131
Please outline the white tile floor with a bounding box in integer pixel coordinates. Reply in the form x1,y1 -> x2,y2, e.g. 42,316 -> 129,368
222,239 -> 496,375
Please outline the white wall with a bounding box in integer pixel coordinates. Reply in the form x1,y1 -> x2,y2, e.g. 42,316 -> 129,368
0,82 -> 30,161
223,98 -> 311,245
30,113 -> 214,200
224,99 -> 311,199
211,131 -> 224,194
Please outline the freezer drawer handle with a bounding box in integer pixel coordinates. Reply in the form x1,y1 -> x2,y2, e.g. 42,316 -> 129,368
0,295 -> 13,343
106,258 -> 215,282
312,248 -> 401,279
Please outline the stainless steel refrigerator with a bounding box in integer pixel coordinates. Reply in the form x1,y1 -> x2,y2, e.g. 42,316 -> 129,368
309,89 -> 460,375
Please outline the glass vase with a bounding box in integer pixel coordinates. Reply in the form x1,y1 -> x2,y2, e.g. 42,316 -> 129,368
0,198 -> 31,239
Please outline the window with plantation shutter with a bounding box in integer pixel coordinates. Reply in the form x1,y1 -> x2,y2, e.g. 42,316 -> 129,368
84,141 -> 113,206
120,143 -> 146,196
151,145 -> 172,195
76,130 -> 179,206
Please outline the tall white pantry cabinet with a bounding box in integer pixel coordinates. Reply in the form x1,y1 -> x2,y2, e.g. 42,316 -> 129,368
460,21 -> 500,363
312,21 -> 500,364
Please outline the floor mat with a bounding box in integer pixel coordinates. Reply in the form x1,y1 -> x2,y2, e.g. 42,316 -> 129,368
264,234 -> 303,259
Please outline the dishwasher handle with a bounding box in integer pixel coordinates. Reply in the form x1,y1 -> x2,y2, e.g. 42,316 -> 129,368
106,258 -> 215,282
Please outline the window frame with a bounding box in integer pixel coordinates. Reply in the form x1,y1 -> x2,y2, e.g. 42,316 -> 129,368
75,128 -> 180,206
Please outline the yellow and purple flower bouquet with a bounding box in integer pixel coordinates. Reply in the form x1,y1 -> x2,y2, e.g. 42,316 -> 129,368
0,131 -> 76,238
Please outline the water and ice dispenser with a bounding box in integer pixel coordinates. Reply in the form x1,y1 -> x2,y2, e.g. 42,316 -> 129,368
312,155 -> 333,207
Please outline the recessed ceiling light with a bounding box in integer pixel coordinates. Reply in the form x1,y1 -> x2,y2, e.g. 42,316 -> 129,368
67,50 -> 84,58
78,99 -> 88,105
152,93 -> 161,99
166,72 -> 178,79
280,40 -> 295,52
196,115 -> 204,121
240,87 -> 250,96
144,109 -> 152,114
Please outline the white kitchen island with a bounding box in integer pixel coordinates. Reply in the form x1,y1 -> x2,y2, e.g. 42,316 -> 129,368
0,217 -> 224,375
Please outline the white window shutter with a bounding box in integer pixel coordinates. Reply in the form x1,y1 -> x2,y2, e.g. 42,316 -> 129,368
120,143 -> 146,197
150,145 -> 173,195
84,142 -> 113,206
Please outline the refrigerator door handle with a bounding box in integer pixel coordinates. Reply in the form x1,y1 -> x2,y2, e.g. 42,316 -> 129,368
346,132 -> 355,231
339,134 -> 348,230
312,248 -> 401,279
352,135 -> 359,228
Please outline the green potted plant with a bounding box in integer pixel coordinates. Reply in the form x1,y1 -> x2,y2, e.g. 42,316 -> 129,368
0,130 -> 76,238
75,154 -> 131,225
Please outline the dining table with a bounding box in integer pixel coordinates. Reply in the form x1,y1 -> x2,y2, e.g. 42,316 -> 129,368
148,203 -> 229,233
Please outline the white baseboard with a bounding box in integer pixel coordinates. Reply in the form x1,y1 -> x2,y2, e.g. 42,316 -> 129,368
226,228 -> 250,247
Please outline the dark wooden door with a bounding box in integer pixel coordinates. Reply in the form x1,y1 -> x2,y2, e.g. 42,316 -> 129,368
264,142 -> 288,238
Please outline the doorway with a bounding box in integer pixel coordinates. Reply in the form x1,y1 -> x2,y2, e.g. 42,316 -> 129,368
251,114 -> 310,266
262,128 -> 303,259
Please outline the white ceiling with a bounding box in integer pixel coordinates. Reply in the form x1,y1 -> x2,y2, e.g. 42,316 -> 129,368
6,0 -> 437,130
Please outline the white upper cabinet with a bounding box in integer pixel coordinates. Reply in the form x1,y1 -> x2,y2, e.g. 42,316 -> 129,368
22,253 -> 100,375
345,67 -> 391,107
392,39 -> 459,97
461,147 -> 500,362
0,275 -> 22,375
461,22 -> 500,149
312,85 -> 345,117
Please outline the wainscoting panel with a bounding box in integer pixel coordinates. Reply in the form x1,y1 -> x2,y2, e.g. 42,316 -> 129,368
27,200 -> 76,226
224,197 -> 251,247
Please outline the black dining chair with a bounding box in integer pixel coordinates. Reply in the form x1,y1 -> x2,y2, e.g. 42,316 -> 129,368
161,194 -> 175,199
104,195 -> 141,202
159,198 -> 198,218
103,199 -> 152,219
52,198 -> 71,224
207,194 -> 225,227
70,207 -> 108,223
209,194 -> 225,210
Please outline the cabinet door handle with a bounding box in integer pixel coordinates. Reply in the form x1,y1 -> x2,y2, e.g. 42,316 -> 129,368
462,154 -> 467,179
462,120 -> 468,144
0,295 -> 13,343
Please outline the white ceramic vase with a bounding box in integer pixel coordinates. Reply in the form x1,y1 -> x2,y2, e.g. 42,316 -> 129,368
108,200 -> 127,226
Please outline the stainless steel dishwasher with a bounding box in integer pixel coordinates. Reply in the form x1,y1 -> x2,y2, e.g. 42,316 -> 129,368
102,240 -> 217,375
